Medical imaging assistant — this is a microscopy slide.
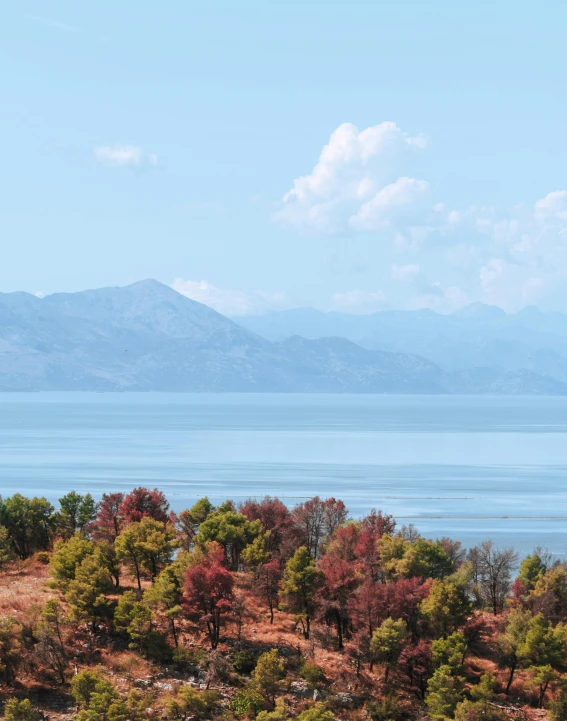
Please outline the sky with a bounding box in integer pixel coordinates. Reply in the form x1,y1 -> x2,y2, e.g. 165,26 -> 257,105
2,0 -> 567,316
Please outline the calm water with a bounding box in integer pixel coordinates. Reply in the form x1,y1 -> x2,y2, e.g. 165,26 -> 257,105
1,393 -> 567,556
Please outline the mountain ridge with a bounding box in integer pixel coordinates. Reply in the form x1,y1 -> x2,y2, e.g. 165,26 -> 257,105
1,281 -> 566,394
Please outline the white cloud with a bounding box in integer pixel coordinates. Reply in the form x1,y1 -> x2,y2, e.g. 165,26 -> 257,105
273,122 -> 427,233
34,291 -> 46,299
349,177 -> 429,231
534,191 -> 567,222
171,279 -> 289,316
391,264 -> 421,281
331,289 -> 387,313
94,145 -> 158,170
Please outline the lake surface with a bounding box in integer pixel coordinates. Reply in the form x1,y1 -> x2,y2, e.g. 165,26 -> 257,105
1,393 -> 567,556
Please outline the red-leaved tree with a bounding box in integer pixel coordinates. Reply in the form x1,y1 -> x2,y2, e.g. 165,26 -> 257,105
120,487 -> 171,525
319,553 -> 358,649
183,541 -> 234,649
256,559 -> 282,624
240,497 -> 293,557
91,492 -> 125,542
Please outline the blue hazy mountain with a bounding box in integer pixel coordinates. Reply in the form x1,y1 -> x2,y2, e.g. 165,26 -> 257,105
0,281 -> 566,393
238,304 -> 567,385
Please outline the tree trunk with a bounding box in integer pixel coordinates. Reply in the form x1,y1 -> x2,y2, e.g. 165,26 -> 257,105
170,617 -> 178,647
505,662 -> 517,695
335,609 -> 343,650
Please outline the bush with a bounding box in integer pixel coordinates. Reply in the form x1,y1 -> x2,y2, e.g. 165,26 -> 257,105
454,700 -> 506,721
3,699 -> 40,721
230,688 -> 265,718
367,694 -> 406,721
172,646 -> 204,672
34,551 -> 51,565
233,649 -> 257,675
300,661 -> 326,687
296,703 -> 336,721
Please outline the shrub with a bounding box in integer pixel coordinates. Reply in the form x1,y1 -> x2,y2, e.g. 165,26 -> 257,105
172,646 -> 204,672
367,693 -> 406,721
3,699 -> 40,721
34,551 -> 51,565
296,703 -> 336,721
300,661 -> 326,687
233,649 -> 257,675
231,688 -> 265,718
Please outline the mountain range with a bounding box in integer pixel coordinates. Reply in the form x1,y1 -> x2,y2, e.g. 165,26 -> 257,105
1,279 -> 567,394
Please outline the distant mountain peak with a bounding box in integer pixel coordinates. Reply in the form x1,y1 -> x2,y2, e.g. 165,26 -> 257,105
452,302 -> 507,319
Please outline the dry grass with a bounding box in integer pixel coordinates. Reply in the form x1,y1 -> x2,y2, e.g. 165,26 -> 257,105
0,559 -> 54,616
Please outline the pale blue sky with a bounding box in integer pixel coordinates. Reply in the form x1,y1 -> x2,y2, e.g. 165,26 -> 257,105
2,1 -> 567,314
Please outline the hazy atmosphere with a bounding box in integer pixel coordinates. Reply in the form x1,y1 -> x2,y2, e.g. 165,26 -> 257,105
2,1 -> 567,314
3,4 -> 567,721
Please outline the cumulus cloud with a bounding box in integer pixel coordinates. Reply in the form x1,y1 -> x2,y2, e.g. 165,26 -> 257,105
331,289 -> 387,313
94,145 -> 158,170
273,122 -> 427,233
271,120 -> 567,312
171,279 -> 289,316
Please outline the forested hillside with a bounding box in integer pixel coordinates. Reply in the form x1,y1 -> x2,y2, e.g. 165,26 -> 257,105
0,489 -> 565,721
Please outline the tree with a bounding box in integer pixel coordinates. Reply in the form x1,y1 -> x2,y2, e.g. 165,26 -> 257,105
529,566 -> 567,622
3,699 -> 40,721
426,665 -> 464,720
0,616 -> 21,684
370,617 -> 409,681
37,599 -> 69,684
50,533 -> 95,590
0,494 -> 54,559
521,614 -> 567,670
383,577 -> 431,639
353,509 -> 395,581
469,541 -> 519,614
0,526 -> 13,569
379,536 -> 453,580
240,497 -> 293,556
497,607 -> 532,694
280,546 -> 322,640
177,498 -> 214,550
432,631 -> 468,670
399,640 -> 433,699
183,542 -> 234,649
528,664 -> 557,708
91,492 -> 125,542
242,532 -> 271,574
120,487 -> 171,524
115,517 -> 177,589
97,541 -> 121,588
252,649 -> 285,707
319,553 -> 358,649
292,497 -> 348,560
144,565 -> 183,646
548,675 -> 567,721
518,552 -> 548,593
196,505 -> 263,570
114,590 -> 153,653
350,577 -> 383,637
255,559 -> 282,624
57,491 -> 98,538
70,668 -> 138,721
65,553 -> 113,630
421,578 -> 471,638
